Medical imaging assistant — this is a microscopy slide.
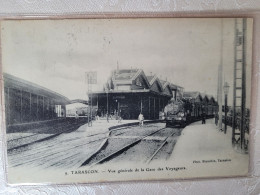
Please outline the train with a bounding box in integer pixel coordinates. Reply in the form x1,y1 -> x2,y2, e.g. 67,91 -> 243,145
164,98 -> 250,133
164,99 -> 215,127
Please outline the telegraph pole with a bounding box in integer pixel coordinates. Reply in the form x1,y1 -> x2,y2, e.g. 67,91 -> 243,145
217,63 -> 223,130
217,19 -> 224,131
87,73 -> 92,127
86,71 -> 97,127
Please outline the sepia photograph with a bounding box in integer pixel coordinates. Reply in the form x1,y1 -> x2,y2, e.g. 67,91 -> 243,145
0,18 -> 252,184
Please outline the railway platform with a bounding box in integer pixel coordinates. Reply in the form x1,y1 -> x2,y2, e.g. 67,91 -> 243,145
169,119 -> 249,177
78,119 -> 139,135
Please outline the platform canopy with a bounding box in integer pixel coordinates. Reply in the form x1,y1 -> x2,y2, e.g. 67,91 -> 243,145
3,73 -> 70,105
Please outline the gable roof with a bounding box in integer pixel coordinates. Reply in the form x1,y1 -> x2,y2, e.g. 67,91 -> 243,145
183,91 -> 217,104
113,69 -> 139,81
203,95 -> 209,102
163,85 -> 173,96
183,91 -> 201,100
159,79 -> 166,87
104,68 -> 182,96
147,75 -> 157,85
200,93 -> 206,99
208,96 -> 216,104
159,79 -> 171,89
159,80 -> 172,95
200,93 -> 211,102
112,69 -> 150,88
147,75 -> 163,92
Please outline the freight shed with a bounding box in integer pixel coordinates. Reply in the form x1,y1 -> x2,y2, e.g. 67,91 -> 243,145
3,73 -> 70,131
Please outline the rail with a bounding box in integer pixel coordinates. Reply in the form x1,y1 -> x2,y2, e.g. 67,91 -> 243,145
80,127 -> 168,167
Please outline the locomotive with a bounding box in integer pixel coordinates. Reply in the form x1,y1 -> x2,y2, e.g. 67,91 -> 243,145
164,99 -> 191,127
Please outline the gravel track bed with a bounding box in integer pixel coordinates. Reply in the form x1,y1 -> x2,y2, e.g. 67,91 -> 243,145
110,126 -> 138,136
152,138 -> 177,161
106,128 -> 179,164
86,138 -> 138,165
115,125 -> 163,137
150,127 -> 177,137
86,123 -> 173,165
110,124 -> 160,137
108,140 -> 162,163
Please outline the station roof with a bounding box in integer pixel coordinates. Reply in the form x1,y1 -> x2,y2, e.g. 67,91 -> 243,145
183,91 -> 217,104
147,75 -> 163,92
113,69 -> 139,81
159,79 -> 171,90
183,91 -> 202,99
159,79 -> 167,86
102,68 -> 183,95
200,93 -> 207,99
89,89 -> 172,97
3,73 -> 70,104
91,89 -> 150,93
147,75 -> 156,84
147,75 -> 182,91
112,69 -> 150,88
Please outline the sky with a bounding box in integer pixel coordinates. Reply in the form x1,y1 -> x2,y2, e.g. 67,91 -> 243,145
1,18 -> 252,106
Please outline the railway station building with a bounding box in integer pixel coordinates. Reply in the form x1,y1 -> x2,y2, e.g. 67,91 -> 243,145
89,69 -> 183,120
3,73 -> 70,132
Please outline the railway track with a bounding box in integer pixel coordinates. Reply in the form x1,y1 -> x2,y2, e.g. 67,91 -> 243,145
80,127 -> 178,167
7,122 -> 141,153
8,122 -> 175,168
9,125 -> 142,164
145,131 -> 177,164
106,127 -> 179,164
8,122 -> 157,153
9,123 -> 160,168
7,120 -> 89,152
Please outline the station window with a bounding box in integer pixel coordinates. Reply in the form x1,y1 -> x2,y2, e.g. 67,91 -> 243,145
136,78 -> 142,86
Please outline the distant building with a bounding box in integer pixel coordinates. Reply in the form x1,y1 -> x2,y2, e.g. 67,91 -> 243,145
66,103 -> 88,117
89,69 -> 183,120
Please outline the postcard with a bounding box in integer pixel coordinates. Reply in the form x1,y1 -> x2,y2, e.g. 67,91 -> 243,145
0,18 -> 253,184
